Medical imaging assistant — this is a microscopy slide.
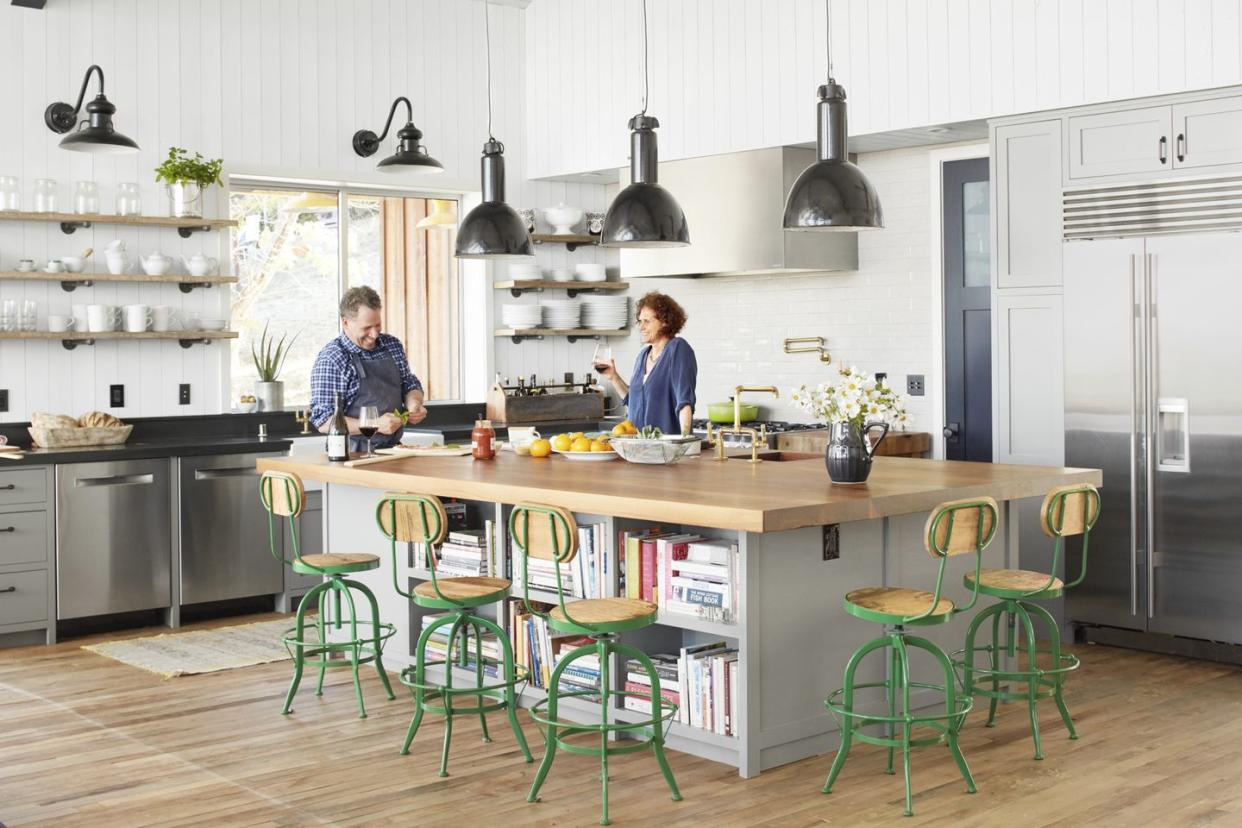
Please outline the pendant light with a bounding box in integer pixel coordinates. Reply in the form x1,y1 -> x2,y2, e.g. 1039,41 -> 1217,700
783,0 -> 883,231
352,97 -> 444,173
600,0 -> 689,248
44,65 -> 139,154
416,198 -> 458,230
455,0 -> 533,259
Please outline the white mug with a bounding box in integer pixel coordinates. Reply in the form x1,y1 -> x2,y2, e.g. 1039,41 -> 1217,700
47,314 -> 75,333
105,253 -> 128,275
86,304 -> 119,333
123,304 -> 152,333
182,314 -> 201,332
71,304 -> 88,331
16,258 -> 34,272
44,259 -> 63,273
150,305 -> 180,332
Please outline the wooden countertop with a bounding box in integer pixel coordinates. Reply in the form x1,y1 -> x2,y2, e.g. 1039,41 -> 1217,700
257,451 -> 1101,534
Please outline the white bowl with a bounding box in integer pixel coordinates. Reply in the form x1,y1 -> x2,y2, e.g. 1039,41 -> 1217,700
574,263 -> 606,281
60,256 -> 86,273
542,203 -> 583,235
200,318 -> 227,331
508,263 -> 543,280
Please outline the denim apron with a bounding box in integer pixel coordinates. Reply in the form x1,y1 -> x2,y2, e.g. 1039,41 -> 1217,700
346,350 -> 405,451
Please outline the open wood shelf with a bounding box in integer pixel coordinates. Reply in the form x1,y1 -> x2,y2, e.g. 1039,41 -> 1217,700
530,233 -> 598,251
0,330 -> 237,350
0,270 -> 237,294
0,210 -> 237,238
495,328 -> 629,344
493,279 -> 628,298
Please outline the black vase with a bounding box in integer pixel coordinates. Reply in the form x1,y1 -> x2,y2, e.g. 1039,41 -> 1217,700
825,421 -> 890,484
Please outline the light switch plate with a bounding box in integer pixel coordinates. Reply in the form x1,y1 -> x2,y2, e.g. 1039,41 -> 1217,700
179,384 -> 191,405
0,389 -> 7,413
906,375 -> 925,396
109,384 -> 124,408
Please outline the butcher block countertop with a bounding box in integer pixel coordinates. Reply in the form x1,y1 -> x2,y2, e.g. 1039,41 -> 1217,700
257,451 -> 1100,534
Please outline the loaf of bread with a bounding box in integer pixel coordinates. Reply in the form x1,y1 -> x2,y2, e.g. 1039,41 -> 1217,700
31,412 -> 81,430
78,411 -> 125,429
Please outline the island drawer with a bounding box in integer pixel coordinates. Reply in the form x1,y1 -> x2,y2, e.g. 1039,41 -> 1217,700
0,469 -> 48,507
0,569 -> 48,626
0,510 -> 49,567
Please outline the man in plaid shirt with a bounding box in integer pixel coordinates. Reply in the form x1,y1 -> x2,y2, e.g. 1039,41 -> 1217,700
310,286 -> 428,450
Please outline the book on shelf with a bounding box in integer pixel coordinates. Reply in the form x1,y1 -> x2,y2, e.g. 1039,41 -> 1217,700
622,653 -> 681,715
510,520 -> 608,599
419,612 -> 501,678
507,601 -> 601,694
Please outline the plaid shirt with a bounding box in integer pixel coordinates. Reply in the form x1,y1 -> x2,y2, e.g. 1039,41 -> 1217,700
309,333 -> 422,427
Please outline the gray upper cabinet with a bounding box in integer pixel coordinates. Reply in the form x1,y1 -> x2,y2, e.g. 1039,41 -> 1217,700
1172,97 -> 1242,168
1068,106 -> 1172,180
995,120 -> 1062,288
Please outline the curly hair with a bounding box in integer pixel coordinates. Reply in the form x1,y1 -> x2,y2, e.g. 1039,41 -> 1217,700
635,291 -> 688,337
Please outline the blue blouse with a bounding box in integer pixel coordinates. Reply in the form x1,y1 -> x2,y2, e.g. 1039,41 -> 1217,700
624,337 -> 698,434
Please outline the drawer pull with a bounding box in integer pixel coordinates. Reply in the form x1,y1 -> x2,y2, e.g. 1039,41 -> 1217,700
0,586 -> 15,594
0,484 -> 15,491
0,526 -> 14,533
194,468 -> 259,480
75,473 -> 155,488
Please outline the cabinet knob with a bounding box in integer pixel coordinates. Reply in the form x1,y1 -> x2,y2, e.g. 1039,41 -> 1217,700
0,586 -> 15,594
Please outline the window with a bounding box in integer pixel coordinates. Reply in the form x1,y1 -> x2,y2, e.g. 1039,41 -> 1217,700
228,185 -> 461,407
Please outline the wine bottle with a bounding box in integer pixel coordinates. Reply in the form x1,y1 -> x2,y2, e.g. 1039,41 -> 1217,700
327,392 -> 349,462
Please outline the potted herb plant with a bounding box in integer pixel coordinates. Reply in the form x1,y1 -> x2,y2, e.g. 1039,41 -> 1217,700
251,323 -> 298,412
790,366 -> 908,484
154,147 -> 224,218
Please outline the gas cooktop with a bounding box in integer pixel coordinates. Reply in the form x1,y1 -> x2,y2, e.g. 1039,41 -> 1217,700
690,419 -> 824,434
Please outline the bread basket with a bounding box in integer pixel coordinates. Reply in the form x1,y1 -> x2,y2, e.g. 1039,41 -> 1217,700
28,425 -> 133,448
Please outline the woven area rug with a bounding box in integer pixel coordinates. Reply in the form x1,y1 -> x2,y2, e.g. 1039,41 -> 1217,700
82,618 -> 293,678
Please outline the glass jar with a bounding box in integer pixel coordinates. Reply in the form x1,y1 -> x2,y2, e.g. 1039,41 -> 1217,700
74,181 -> 100,215
115,182 -> 141,216
471,418 -> 496,460
32,178 -> 58,213
0,176 -> 19,211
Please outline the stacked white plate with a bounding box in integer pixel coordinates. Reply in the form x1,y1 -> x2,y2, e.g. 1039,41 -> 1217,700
580,296 -> 628,329
501,303 -> 543,329
574,263 -> 607,282
540,299 -> 581,329
508,262 -> 542,280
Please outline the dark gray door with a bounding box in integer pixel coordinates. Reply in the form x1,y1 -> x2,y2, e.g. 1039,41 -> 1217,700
942,158 -> 992,462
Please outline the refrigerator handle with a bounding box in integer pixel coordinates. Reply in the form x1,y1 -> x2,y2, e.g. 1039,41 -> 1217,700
1129,254 -> 1139,617
1146,252 -> 1157,619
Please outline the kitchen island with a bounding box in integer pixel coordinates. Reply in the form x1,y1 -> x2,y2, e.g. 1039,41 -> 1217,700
257,451 -> 1100,777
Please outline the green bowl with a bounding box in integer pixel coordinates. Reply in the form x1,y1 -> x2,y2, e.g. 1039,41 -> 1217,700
708,401 -> 759,424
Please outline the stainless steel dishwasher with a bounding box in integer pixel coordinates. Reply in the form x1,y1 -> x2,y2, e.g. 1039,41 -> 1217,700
56,459 -> 172,619
177,452 -> 284,605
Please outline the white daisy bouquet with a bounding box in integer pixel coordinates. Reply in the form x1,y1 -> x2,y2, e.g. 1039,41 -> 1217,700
789,366 -> 909,431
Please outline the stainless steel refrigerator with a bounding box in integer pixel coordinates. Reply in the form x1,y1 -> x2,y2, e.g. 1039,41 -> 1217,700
1064,232 -> 1242,646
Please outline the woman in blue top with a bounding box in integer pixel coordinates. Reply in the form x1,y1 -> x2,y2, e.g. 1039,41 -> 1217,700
599,291 -> 697,435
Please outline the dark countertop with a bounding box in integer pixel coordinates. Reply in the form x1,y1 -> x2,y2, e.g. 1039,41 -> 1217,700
1,436 -> 292,466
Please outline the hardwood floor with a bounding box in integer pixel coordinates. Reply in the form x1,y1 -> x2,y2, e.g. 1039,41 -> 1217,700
3,613 -> 1242,826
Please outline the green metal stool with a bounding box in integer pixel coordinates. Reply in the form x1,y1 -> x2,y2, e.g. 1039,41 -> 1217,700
823,496 -> 998,817
376,492 -> 533,777
260,470 -> 396,718
511,502 -> 681,827
957,484 -> 1100,760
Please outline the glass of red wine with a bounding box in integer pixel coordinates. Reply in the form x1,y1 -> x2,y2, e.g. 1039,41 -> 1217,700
358,405 -> 380,459
592,343 -> 613,376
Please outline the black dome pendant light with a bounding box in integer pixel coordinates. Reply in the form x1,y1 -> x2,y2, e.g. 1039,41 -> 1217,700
600,0 -> 689,248
455,0 -> 533,260
353,96 -> 444,173
45,65 -> 139,154
783,0 -> 883,231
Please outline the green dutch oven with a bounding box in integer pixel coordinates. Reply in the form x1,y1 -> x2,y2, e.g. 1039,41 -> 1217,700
707,401 -> 759,424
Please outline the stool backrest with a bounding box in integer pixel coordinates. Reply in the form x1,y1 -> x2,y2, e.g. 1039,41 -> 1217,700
508,502 -> 578,621
1040,483 -> 1100,590
259,470 -> 304,567
916,496 -> 1000,621
375,492 -> 450,603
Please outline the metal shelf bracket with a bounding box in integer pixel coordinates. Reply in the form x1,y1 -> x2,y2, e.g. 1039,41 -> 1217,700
178,337 -> 216,349
176,225 -> 214,238
61,338 -> 95,350
177,282 -> 216,294
59,220 -> 92,234
59,279 -> 94,292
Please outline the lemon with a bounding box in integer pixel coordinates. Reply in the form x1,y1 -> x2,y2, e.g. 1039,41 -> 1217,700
590,440 -> 611,452
611,423 -> 629,437
529,439 -> 552,458
570,432 -> 585,441
552,434 -> 572,452
571,437 -> 592,452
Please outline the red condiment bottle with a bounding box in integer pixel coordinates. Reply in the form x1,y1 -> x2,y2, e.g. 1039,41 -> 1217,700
471,418 -> 496,460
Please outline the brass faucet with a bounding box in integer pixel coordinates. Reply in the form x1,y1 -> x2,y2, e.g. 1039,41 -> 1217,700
294,408 -> 312,435
713,385 -> 779,463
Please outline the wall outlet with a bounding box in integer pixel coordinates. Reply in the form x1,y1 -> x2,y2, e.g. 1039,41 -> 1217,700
0,389 -> 7,413
179,384 -> 191,405
109,384 -> 124,408
822,524 -> 840,561
906,374 -> 925,396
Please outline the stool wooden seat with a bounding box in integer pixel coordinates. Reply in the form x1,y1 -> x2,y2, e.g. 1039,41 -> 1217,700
413,576 -> 510,608
512,502 -> 680,826
291,552 -> 380,575
548,597 -> 657,633
958,484 -> 1100,760
260,471 -> 395,719
964,568 -> 1065,599
377,493 -> 531,778
844,587 -> 954,624
823,496 -> 998,817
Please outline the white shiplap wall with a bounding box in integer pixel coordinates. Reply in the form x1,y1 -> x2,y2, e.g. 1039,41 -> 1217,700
525,0 -> 1242,179
0,0 -> 605,423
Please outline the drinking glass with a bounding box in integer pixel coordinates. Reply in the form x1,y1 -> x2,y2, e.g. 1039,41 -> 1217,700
33,179 -> 58,213
591,343 -> 613,376
115,182 -> 141,216
358,405 -> 380,458
19,299 -> 37,332
0,299 -> 16,332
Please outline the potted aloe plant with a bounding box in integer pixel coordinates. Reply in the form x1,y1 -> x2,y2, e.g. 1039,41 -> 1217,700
154,146 -> 224,218
251,323 -> 298,412
790,366 -> 908,484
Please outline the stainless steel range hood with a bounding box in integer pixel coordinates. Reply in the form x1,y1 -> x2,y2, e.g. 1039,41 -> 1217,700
617,146 -> 859,278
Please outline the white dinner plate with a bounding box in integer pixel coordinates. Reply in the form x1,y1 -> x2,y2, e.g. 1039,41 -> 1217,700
551,447 -> 618,461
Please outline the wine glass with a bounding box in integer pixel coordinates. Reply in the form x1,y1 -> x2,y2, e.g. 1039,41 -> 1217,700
358,405 -> 380,458
592,343 -> 613,376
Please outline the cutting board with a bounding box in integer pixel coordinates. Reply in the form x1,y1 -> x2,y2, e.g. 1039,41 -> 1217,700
342,445 -> 472,468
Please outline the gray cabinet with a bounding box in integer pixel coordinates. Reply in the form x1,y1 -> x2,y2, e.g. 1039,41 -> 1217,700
1172,97 -> 1242,168
1068,106 -> 1171,180
0,466 -> 55,644
994,292 -> 1064,467
995,120 -> 1062,288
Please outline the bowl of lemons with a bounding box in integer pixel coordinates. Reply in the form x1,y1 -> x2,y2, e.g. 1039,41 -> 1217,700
549,431 -> 618,461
